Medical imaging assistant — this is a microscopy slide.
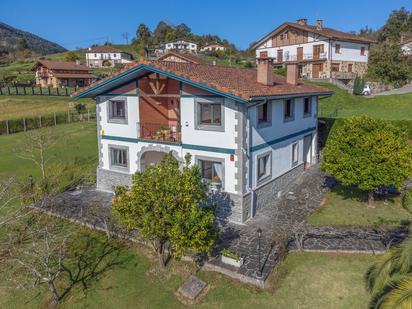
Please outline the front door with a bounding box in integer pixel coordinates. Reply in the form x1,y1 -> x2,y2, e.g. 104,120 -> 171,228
312,63 -> 323,78
277,49 -> 283,63
303,134 -> 313,169
297,47 -> 303,61
313,44 -> 324,60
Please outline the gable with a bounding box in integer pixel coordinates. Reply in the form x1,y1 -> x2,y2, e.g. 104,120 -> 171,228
270,26 -> 309,48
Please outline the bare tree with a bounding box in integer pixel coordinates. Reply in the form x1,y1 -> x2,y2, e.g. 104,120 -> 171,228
0,177 -> 28,229
289,220 -> 309,252
83,203 -> 120,239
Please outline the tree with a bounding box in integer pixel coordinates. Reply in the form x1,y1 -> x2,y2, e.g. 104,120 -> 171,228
322,116 -> 412,206
64,51 -> 80,62
176,23 -> 191,38
135,23 -> 151,46
365,229 -> 412,308
0,177 -> 28,228
353,76 -> 365,94
112,153 -> 216,268
379,7 -> 410,43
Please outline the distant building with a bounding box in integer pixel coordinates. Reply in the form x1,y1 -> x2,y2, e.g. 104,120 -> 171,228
401,38 -> 412,56
33,60 -> 95,88
252,19 -> 374,80
85,46 -> 133,68
200,43 -> 226,53
155,40 -> 198,55
156,51 -> 207,64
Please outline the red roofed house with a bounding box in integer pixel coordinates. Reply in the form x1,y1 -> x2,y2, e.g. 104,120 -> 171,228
33,60 -> 95,88
253,19 -> 374,80
85,46 -> 133,68
73,60 -> 332,224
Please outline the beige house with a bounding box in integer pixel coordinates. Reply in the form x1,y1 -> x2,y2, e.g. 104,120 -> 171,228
33,60 -> 95,88
156,51 -> 207,64
252,19 -> 374,80
200,43 -> 226,53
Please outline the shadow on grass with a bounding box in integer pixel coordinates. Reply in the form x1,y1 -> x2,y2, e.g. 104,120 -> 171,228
331,185 -> 398,205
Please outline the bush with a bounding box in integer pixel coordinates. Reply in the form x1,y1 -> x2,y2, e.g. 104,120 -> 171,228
353,76 -> 365,95
274,67 -> 287,76
403,188 -> 412,213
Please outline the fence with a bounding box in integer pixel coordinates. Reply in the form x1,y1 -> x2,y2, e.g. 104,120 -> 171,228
0,109 -> 96,136
0,86 -> 77,96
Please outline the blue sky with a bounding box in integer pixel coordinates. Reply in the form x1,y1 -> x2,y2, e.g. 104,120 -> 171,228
1,0 -> 411,50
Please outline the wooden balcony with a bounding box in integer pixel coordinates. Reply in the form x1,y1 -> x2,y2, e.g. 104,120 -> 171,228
138,122 -> 181,144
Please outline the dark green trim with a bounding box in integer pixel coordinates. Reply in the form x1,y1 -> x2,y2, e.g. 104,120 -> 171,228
181,144 -> 235,154
100,94 -> 139,98
74,64 -> 248,103
250,127 -> 317,152
136,78 -> 139,95
181,94 -> 224,98
101,135 -> 235,154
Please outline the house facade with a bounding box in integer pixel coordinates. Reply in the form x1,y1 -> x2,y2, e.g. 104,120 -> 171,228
401,39 -> 412,55
253,19 -> 374,80
33,60 -> 95,88
85,46 -> 133,68
155,40 -> 198,55
156,51 -> 207,64
200,43 -> 226,53
73,60 -> 331,224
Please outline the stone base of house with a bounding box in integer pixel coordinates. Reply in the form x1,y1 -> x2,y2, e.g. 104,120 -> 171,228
96,168 -> 133,192
96,164 -> 304,225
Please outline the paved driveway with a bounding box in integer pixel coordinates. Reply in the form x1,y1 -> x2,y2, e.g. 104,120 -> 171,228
372,82 -> 412,96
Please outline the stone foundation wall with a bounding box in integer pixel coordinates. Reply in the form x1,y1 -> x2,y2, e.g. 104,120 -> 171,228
96,168 -> 132,192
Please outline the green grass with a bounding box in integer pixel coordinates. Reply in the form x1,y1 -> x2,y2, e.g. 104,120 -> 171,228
308,186 -> 410,227
317,82 -> 412,121
0,121 -> 97,180
0,95 -> 94,121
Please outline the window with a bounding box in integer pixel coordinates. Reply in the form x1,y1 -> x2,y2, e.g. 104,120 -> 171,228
331,63 -> 340,72
361,47 -> 366,56
257,152 -> 271,183
284,99 -> 294,121
335,44 -> 341,54
94,53 -> 97,57
198,159 -> 223,185
257,102 -> 271,127
109,146 -> 128,170
348,63 -> 353,73
284,31 -> 288,39
109,100 -> 126,120
280,34 -> 284,40
113,54 -> 117,58
259,51 -> 268,58
303,97 -> 312,116
196,99 -> 224,131
292,142 -> 299,166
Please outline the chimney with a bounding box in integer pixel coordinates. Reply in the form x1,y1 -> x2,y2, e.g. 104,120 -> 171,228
286,63 -> 299,85
316,19 -> 323,31
297,18 -> 308,26
75,60 -> 81,65
257,60 -> 274,86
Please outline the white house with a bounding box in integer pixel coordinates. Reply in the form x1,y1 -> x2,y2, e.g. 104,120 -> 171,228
85,46 -> 133,68
401,38 -> 412,55
155,40 -> 198,55
252,19 -> 374,80
73,59 -> 332,224
200,43 -> 226,53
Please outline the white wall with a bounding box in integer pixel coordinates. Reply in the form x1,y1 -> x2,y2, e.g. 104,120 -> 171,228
86,52 -> 132,60
330,40 -> 369,62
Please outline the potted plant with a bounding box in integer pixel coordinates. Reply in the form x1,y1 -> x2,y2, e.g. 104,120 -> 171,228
210,175 -> 222,190
221,248 -> 244,267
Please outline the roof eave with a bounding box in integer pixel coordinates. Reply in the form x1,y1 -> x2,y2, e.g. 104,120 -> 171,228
248,90 -> 334,102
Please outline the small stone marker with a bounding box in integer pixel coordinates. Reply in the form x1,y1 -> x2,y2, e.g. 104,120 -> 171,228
177,275 -> 207,301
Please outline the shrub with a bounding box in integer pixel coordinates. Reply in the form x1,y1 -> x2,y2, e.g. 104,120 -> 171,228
403,188 -> 412,213
353,76 -> 365,95
274,67 -> 287,76
221,248 -> 241,261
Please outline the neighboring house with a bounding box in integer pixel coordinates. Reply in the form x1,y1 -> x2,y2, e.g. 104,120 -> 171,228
33,60 -> 95,88
85,46 -> 133,68
401,38 -> 412,55
253,19 -> 374,80
200,43 -> 226,53
72,59 -> 332,224
156,51 -> 208,64
155,40 -> 198,55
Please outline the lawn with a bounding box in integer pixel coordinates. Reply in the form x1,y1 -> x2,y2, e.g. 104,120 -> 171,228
317,82 -> 412,121
0,95 -> 94,121
308,186 -> 410,227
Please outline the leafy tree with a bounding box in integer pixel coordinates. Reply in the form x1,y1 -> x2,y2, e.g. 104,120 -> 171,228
322,116 -> 412,206
112,153 -> 216,268
136,23 -> 151,46
365,229 -> 412,308
379,7 -> 410,43
64,51 -> 80,62
176,23 -> 191,38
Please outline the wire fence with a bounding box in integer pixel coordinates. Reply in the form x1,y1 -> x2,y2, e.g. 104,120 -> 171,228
0,109 -> 96,136
0,86 -> 77,96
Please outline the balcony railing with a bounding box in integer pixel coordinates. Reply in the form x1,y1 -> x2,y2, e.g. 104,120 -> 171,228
138,122 -> 181,143
258,52 -> 328,62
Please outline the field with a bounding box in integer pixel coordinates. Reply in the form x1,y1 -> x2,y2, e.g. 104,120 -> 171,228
0,95 -> 94,121
308,186 -> 410,227
0,121 -> 377,308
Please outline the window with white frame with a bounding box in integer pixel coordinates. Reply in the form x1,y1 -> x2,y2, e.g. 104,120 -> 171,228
257,101 -> 271,127
108,100 -> 127,123
292,142 -> 299,166
257,152 -> 271,183
109,146 -> 128,170
303,97 -> 312,116
198,159 -> 223,185
196,99 -> 224,131
284,99 -> 295,121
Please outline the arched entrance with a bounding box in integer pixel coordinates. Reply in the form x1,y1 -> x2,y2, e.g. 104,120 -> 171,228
136,145 -> 182,172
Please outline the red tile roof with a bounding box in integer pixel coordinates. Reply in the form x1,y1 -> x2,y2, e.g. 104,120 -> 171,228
34,60 -> 91,71
252,22 -> 375,50
156,51 -> 208,64
87,45 -> 130,54
73,60 -> 332,101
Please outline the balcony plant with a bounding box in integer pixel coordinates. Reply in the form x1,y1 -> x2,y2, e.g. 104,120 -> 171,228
221,248 -> 244,267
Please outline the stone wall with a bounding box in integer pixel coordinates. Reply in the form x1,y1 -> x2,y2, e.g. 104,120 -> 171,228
96,168 -> 133,192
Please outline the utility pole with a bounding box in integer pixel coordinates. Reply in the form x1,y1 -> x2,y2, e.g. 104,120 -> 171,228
122,32 -> 129,45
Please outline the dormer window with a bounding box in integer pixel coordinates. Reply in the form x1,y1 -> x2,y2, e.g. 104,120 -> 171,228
284,99 -> 295,122
335,44 -> 341,54
257,101 -> 272,127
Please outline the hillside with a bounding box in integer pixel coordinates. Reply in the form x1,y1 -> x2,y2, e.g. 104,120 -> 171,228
0,22 -> 66,55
